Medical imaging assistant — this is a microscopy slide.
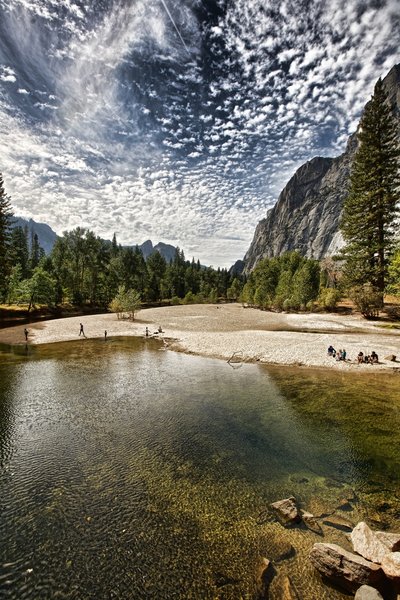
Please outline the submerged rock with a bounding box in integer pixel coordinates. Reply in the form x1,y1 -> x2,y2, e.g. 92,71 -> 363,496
257,557 -> 276,596
270,497 -> 301,525
322,514 -> 354,532
351,522 -> 391,564
309,542 -> 383,591
269,574 -> 300,600
301,511 -> 323,536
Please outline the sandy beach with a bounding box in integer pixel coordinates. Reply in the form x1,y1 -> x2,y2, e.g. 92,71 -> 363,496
1,303 -> 399,371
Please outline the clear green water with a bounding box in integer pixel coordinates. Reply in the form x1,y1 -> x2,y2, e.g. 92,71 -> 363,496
0,338 -> 399,599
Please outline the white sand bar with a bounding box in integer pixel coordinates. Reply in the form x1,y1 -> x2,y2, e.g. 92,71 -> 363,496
1,303 -> 400,371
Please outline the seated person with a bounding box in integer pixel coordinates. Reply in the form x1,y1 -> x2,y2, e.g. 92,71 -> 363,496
357,351 -> 364,364
327,345 -> 335,356
370,351 -> 378,363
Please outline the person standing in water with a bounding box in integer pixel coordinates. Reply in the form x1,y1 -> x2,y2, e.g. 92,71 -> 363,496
24,328 -> 28,341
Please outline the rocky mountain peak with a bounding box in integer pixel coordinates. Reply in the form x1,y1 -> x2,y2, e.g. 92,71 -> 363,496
243,64 -> 400,274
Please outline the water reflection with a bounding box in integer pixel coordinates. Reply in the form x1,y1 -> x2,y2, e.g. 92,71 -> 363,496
0,339 -> 399,599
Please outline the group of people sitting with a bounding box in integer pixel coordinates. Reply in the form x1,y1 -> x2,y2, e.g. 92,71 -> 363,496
357,350 -> 379,364
327,345 -> 378,364
327,346 -> 347,361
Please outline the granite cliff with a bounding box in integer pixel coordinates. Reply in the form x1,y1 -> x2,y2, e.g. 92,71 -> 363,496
243,64 -> 400,273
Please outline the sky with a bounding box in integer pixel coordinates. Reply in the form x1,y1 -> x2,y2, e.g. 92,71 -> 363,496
0,0 -> 399,267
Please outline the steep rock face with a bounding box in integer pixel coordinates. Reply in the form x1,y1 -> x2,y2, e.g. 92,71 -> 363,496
243,64 -> 400,273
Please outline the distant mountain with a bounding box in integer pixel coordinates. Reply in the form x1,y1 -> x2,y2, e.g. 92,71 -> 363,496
11,217 -> 59,254
242,63 -> 400,273
229,259 -> 245,276
134,239 -> 178,262
11,218 -> 179,263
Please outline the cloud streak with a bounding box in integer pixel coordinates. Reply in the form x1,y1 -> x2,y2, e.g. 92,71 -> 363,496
0,0 -> 399,266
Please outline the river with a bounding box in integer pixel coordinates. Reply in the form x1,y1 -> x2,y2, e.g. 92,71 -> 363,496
0,338 -> 399,599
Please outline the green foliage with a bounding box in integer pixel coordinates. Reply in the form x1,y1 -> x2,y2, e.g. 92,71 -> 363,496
6,264 -> 23,304
349,283 -> 383,318
387,248 -> 400,297
109,286 -> 141,320
244,252 -> 322,312
9,226 -> 30,279
170,295 -> 181,305
340,78 -> 400,297
17,267 -> 57,311
318,287 -> 342,310
0,174 -> 13,300
182,291 -> 196,304
227,277 -> 242,301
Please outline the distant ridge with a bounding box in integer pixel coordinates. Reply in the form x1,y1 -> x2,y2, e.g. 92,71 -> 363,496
12,217 -> 58,255
11,218 -> 180,263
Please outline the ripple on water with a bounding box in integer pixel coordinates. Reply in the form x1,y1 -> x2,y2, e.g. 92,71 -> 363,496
0,338 -> 399,599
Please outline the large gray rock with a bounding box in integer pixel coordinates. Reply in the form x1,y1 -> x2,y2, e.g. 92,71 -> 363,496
354,585 -> 384,600
309,542 -> 383,591
351,522 -> 391,564
243,64 -> 400,272
381,552 -> 400,583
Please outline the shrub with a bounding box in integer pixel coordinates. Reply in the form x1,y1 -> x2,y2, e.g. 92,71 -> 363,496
349,283 -> 383,318
318,287 -> 341,310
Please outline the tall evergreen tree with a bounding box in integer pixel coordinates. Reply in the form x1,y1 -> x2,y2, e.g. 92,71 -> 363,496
9,225 -> 30,278
340,78 -> 400,300
0,175 -> 14,300
30,232 -> 42,271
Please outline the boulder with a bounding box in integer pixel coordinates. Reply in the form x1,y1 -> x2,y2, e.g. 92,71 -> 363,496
375,531 -> 400,552
270,497 -> 301,525
301,511 -> 323,535
351,522 -> 390,564
381,552 -> 400,583
309,543 -> 383,591
354,585 -> 384,599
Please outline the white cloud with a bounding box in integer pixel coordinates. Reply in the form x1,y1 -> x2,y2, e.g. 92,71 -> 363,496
0,0 -> 399,267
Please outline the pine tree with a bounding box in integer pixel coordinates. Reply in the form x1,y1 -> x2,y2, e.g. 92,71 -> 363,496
340,78 -> 400,300
0,174 -> 14,300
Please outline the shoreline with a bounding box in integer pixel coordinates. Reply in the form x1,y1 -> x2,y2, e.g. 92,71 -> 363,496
0,303 -> 399,371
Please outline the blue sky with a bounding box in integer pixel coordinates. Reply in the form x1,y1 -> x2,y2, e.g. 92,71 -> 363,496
0,0 -> 399,267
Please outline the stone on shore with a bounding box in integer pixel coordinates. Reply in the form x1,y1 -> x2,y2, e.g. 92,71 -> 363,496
375,531 -> 400,552
270,497 -> 301,525
351,522 -> 391,564
381,552 -> 400,583
309,542 -> 383,591
354,585 -> 384,600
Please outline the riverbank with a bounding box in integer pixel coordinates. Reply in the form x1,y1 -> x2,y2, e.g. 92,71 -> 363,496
0,303 -> 399,371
